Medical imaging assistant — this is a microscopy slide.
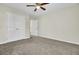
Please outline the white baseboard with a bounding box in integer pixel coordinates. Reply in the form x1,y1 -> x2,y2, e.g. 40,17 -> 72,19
0,37 -> 30,44
39,34 -> 79,45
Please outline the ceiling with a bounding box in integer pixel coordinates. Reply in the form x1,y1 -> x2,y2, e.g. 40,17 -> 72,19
1,3 -> 78,17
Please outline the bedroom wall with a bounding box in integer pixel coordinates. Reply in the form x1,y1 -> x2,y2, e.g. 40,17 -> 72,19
0,11 -> 7,43
38,5 -> 79,45
0,5 -> 30,44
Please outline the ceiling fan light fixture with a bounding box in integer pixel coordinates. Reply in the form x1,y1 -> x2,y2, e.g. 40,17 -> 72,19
26,3 -> 49,11
36,6 -> 40,9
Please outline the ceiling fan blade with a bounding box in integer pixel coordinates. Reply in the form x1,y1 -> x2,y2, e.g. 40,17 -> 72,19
34,8 -> 37,11
40,7 -> 46,10
36,3 -> 39,5
41,3 -> 49,5
26,5 -> 35,7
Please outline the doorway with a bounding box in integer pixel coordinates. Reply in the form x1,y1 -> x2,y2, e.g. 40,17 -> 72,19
30,19 -> 39,37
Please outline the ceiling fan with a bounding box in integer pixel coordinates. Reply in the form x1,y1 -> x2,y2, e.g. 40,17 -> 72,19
26,3 -> 49,11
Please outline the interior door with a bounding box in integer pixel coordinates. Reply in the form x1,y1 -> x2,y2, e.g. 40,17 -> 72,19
14,14 -> 26,40
8,12 -> 26,41
8,13 -> 15,40
30,19 -> 38,36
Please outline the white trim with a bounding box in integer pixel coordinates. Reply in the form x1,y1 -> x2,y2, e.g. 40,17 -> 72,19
0,37 -> 30,44
39,34 -> 79,45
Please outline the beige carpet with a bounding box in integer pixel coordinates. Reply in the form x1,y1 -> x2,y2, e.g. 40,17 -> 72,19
0,36 -> 79,55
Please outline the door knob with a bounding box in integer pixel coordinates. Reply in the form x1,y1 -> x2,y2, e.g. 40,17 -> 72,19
16,28 -> 19,30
